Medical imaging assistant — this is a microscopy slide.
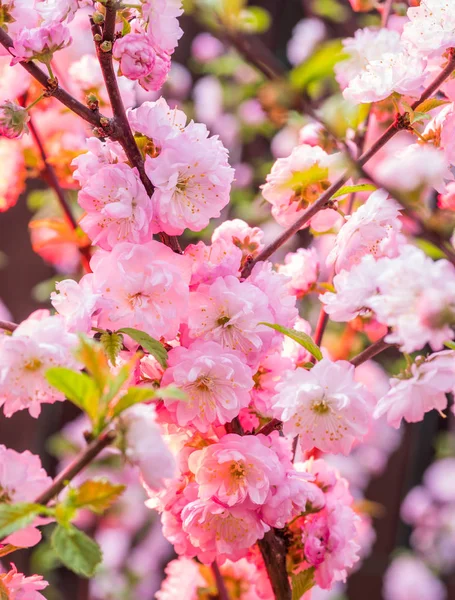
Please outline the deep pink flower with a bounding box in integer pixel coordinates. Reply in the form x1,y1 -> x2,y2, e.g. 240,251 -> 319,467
113,32 -> 156,81
0,565 -> 48,600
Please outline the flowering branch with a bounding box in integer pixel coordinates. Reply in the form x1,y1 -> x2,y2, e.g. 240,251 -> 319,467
350,336 -> 395,367
34,430 -> 117,506
28,118 -> 92,273
0,320 -> 18,333
241,49 -> 455,277
93,1 -> 182,254
0,27 -> 116,136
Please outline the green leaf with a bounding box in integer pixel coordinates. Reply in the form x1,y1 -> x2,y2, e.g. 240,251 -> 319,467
291,567 -> 315,600
102,361 -> 131,405
155,386 -> 187,401
68,480 -> 125,514
76,336 -> 110,393
112,386 -> 157,417
0,503 -> 44,538
120,14 -> 131,36
259,323 -> 323,361
46,367 -> 99,423
0,580 -> 10,600
290,40 -> 344,90
117,328 -> 168,368
51,525 -> 102,578
414,98 -> 450,114
100,331 -> 124,366
331,183 -> 376,200
444,340 -> 455,350
237,7 -> 271,33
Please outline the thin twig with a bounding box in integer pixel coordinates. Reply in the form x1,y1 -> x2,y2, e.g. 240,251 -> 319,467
93,2 -> 182,253
28,118 -> 92,273
350,336 -> 395,367
0,320 -> 18,332
381,0 -> 394,28
256,418 -> 282,436
0,28 -> 116,137
34,431 -> 116,505
211,562 -> 230,600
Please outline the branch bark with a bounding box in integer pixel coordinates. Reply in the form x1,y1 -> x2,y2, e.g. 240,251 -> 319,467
350,336 -> 395,367
258,531 -> 291,600
211,562 -> 231,600
34,430 -> 116,505
0,320 -> 18,332
93,2 -> 182,254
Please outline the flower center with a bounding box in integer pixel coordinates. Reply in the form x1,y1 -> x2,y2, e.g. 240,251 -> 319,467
217,316 -> 230,327
311,399 -> 330,415
24,358 -> 42,372
229,461 -> 246,480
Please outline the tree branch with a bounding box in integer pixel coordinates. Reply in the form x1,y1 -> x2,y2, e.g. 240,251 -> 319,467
93,2 -> 182,253
211,562 -> 231,600
258,531 -> 291,600
0,27 -> 117,137
34,431 -> 116,505
28,118 -> 92,273
0,320 -> 18,332
350,336 -> 395,367
241,49 -> 455,277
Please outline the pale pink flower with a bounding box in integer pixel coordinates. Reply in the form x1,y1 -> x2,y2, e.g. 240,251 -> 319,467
145,122 -> 234,235
113,32 -> 156,81
51,276 -> 100,333
327,189 -> 403,272
211,219 -> 264,259
184,239 -> 242,287
127,98 -> 187,149
191,33 -> 224,62
156,557 -> 205,600
89,241 -> 191,341
0,101 -> 29,139
188,433 -> 286,506
0,311 -> 78,417
181,498 -> 270,563
78,163 -> 156,250
0,565 -> 48,600
251,350 -> 294,415
122,404 -> 176,491
11,21 -> 72,65
161,341 -> 253,431
72,137 -> 127,188
0,445 -> 52,548
287,18 -> 326,66
376,144 -> 451,194
302,504 -> 360,589
383,555 -> 446,600
187,275 -> 275,367
423,457 -> 455,504
402,0 -> 455,58
271,359 -> 374,454
193,76 -> 223,126
34,0 -> 79,23
277,247 -> 320,296
373,351 -> 455,428
141,0 -> 183,54
281,317 -> 314,365
262,144 -> 340,230
438,181 -> 455,210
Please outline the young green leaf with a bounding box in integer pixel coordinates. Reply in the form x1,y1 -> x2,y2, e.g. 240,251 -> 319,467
331,183 -> 376,200
290,40 -> 344,91
0,579 -> 10,600
51,525 -> 102,578
111,386 -> 157,417
414,97 -> 450,114
291,567 -> 315,600
100,331 -> 124,366
46,367 -> 99,423
155,386 -> 187,401
76,335 -> 110,393
67,480 -> 125,514
444,340 -> 455,351
259,323 -> 323,361
117,328 -> 168,368
0,503 -> 45,538
237,7 -> 271,33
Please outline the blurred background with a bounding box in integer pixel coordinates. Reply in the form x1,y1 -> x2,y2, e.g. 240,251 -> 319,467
1,0 -> 455,598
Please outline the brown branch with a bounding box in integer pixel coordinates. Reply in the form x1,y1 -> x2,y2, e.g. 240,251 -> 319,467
350,336 -> 395,367
258,531 -> 291,600
93,2 -> 182,254
211,562 -> 230,600
34,431 -> 116,505
0,27 -> 116,137
0,320 -> 18,332
241,49 -> 455,277
28,118 -> 92,273
256,418 -> 282,436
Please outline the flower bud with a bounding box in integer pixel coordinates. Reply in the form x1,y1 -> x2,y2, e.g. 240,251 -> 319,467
0,101 -> 30,139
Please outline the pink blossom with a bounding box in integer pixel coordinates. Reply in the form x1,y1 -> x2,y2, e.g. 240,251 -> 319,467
181,498 -> 270,563
0,445 -> 52,548
211,218 -> 264,259
327,189 -> 403,272
127,98 -> 187,149
188,433 -> 286,506
302,504 -> 360,589
251,350 -> 294,415
191,33 -> 224,62
402,0 -> 455,58
383,555 -> 446,600
145,122 -> 234,235
138,51 -> 171,91
0,101 -> 29,139
423,457 -> 455,504
187,275 -> 275,367
11,21 -> 72,65
156,557 -> 205,600
141,0 -> 183,55
373,351 -> 455,428
78,163 -> 156,250
281,317 -> 314,365
287,18 -> 326,66
34,0 -> 79,23
262,144 -> 340,230
161,341 -> 254,431
51,277 -> 100,333
277,247 -> 320,296
0,311 -> 78,417
72,137 -> 127,188
113,32 -> 156,81
89,241 -> 191,341
271,359 -> 374,454
184,239 -> 242,287
0,565 -> 48,600
122,404 -> 176,491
